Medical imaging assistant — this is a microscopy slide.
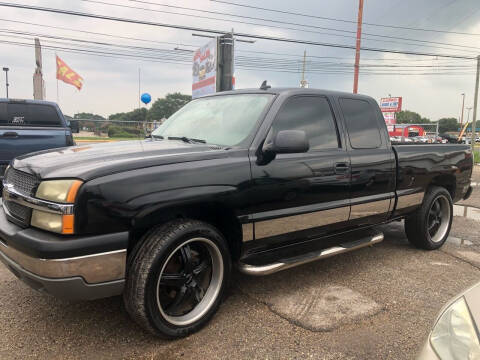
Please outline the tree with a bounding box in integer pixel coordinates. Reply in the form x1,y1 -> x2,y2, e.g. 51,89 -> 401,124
108,108 -> 147,122
74,112 -> 105,120
147,92 -> 191,120
396,110 -> 431,124
438,118 -> 459,133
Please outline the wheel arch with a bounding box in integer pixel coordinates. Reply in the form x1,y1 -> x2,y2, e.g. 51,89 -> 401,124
130,201 -> 243,262
429,174 -> 456,200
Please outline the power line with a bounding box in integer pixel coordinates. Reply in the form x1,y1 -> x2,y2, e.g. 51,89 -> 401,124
91,0 -> 480,53
210,0 -> 480,36
1,17 -> 473,64
0,38 -> 475,76
0,19 -> 464,66
1,28 -> 475,72
0,2 -> 475,60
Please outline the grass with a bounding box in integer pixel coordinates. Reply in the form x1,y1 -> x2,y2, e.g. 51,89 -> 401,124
474,150 -> 480,164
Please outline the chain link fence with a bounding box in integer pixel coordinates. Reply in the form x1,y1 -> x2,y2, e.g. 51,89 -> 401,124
70,119 -> 164,139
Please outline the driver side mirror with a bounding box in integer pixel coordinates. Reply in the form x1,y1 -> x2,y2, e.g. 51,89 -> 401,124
263,129 -> 309,154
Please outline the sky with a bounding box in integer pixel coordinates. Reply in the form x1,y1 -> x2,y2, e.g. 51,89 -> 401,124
1,0 -> 480,121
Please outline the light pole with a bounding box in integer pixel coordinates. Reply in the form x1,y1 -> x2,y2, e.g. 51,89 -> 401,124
460,93 -> 465,126
2,67 -> 8,98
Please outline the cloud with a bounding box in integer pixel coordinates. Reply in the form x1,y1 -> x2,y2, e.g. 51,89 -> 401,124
0,0 -> 479,121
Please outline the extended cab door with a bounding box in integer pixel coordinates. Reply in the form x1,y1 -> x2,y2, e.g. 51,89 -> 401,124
337,97 -> 396,226
247,95 -> 351,243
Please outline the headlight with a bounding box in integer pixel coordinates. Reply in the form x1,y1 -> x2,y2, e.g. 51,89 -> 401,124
31,211 -> 64,233
430,297 -> 480,359
36,179 -> 82,203
32,179 -> 82,234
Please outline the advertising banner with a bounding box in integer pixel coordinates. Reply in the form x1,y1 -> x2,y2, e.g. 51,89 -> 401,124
192,39 -> 217,98
380,97 -> 402,112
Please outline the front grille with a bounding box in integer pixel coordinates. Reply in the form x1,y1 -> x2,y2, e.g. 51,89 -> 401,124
4,200 -> 31,223
4,168 -> 39,196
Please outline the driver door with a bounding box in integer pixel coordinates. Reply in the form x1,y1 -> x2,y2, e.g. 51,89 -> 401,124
247,95 -> 351,244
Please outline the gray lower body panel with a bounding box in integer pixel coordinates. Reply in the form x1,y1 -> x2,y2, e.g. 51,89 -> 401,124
0,248 -> 124,300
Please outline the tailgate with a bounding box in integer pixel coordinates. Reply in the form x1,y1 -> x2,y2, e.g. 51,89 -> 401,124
0,127 -> 67,163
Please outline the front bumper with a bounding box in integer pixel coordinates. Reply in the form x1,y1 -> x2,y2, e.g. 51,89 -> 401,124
0,199 -> 128,300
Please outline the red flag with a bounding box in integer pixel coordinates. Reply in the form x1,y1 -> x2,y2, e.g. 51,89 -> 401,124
56,56 -> 84,90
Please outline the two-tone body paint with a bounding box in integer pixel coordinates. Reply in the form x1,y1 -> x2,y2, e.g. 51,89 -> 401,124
8,88 -> 473,260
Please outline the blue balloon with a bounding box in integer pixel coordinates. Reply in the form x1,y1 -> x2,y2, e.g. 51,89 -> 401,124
141,93 -> 151,105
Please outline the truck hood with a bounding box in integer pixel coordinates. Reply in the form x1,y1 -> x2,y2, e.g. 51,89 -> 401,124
12,139 -> 227,180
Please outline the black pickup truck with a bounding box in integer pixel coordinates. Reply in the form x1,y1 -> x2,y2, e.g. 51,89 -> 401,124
0,88 -> 473,338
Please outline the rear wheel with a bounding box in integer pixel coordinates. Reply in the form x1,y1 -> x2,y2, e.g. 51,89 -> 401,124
405,186 -> 453,250
124,219 -> 231,338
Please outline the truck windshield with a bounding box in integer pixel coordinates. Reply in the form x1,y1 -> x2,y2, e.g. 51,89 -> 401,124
152,94 -> 274,146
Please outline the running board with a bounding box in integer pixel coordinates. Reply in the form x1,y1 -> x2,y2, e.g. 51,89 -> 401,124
238,231 -> 384,276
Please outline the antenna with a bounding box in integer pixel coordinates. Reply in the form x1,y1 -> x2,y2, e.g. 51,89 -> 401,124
260,80 -> 271,90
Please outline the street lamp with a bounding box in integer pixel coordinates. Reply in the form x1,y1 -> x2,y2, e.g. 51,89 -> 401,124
2,67 -> 9,98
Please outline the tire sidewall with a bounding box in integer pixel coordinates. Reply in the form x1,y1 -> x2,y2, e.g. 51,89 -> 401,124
420,188 -> 453,249
144,223 -> 231,338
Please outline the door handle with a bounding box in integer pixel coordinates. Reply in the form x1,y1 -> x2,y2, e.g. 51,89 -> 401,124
1,132 -> 18,138
334,162 -> 350,174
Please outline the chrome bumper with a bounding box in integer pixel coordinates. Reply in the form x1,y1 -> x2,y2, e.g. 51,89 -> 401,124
0,240 -> 126,284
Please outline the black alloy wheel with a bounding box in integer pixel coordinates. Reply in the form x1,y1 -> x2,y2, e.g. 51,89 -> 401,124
124,219 -> 231,338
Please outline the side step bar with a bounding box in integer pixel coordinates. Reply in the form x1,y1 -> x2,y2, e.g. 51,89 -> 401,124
238,231 -> 384,276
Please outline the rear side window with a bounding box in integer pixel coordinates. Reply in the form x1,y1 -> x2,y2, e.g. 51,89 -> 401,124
272,96 -> 339,151
0,103 -> 62,127
340,98 -> 382,149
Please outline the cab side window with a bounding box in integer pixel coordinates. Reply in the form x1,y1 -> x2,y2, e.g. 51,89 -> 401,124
271,96 -> 340,151
340,98 -> 382,149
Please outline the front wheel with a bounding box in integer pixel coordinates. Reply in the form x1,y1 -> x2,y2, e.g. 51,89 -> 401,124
124,219 -> 231,338
405,186 -> 453,250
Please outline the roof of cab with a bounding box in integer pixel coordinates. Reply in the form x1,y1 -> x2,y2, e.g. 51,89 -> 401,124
0,98 -> 59,107
204,87 -> 376,102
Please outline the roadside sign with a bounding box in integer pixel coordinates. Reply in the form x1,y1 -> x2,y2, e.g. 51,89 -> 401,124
380,97 -> 402,112
192,39 -> 217,98
383,112 -> 396,125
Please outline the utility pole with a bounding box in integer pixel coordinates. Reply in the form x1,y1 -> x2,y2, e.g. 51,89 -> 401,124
471,55 -> 479,151
217,31 -> 234,92
460,93 -> 465,127
353,0 -> 364,94
2,67 -> 9,98
300,50 -> 308,88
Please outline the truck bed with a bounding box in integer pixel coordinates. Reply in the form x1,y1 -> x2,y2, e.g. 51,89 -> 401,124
392,144 -> 472,204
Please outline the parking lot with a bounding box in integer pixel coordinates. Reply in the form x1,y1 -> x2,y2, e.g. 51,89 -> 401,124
0,167 -> 478,360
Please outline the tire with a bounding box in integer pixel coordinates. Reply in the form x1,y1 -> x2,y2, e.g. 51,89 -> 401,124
123,219 -> 231,338
405,186 -> 453,250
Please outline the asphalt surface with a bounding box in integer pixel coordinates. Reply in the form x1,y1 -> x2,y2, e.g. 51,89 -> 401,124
0,168 -> 479,360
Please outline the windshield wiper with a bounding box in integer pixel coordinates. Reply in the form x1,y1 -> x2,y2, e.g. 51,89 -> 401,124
167,136 -> 206,144
151,134 -> 164,140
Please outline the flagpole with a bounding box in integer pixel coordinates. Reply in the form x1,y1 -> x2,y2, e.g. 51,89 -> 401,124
55,52 -> 59,104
